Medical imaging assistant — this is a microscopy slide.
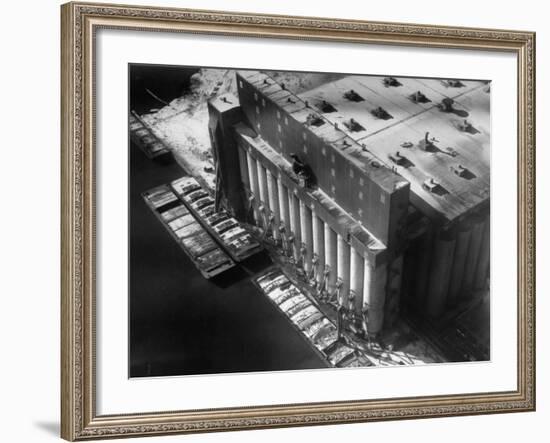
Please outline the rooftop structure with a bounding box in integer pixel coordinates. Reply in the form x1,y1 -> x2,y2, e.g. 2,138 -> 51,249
298,75 -> 490,223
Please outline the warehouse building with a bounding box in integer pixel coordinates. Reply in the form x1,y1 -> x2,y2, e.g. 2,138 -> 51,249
207,70 -> 490,336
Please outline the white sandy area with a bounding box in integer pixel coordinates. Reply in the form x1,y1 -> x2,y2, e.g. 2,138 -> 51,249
140,69 -> 343,190
141,68 -> 237,190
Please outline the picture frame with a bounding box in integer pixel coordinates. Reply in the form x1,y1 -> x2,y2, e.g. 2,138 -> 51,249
61,1 -> 536,440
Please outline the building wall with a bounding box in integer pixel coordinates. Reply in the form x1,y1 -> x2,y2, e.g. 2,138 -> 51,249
207,98 -> 247,219
236,72 -> 409,249
399,209 -> 490,319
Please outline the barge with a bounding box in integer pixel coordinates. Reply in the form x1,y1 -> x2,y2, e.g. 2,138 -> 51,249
130,111 -> 171,159
254,268 -> 369,368
142,184 -> 235,278
171,176 -> 263,262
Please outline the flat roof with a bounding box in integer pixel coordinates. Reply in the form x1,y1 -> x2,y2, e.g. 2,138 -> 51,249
297,74 -> 490,222
208,92 -> 240,113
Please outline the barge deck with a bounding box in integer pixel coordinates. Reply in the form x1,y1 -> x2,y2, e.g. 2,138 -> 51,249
171,176 -> 263,262
142,184 -> 235,278
130,111 -> 171,159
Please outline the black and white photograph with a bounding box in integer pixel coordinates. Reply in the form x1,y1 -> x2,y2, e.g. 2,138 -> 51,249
2,0 -> 544,441
129,65 -> 491,378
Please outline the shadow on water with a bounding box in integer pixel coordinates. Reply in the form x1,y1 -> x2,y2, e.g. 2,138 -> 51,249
240,250 -> 273,274
211,251 -> 273,289
210,266 -> 249,289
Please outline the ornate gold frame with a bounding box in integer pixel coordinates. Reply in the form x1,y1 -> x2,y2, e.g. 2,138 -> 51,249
61,1 -> 536,440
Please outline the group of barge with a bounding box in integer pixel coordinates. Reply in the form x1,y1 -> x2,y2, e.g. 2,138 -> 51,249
255,268 -> 365,368
130,111 -> 171,159
142,174 -> 262,279
171,176 -> 262,262
142,184 -> 235,278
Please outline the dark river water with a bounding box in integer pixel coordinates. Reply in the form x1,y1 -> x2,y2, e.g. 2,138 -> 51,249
129,65 -> 325,377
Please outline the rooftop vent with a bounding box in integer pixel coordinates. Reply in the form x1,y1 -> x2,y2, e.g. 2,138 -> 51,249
423,178 -> 439,191
422,177 -> 448,195
445,79 -> 465,88
450,164 -> 476,179
383,77 -> 402,87
451,164 -> 467,177
343,89 -> 364,102
319,100 -> 337,113
306,113 -> 325,127
419,132 -> 439,152
371,106 -> 393,120
263,79 -> 270,85
457,119 -> 479,134
409,90 -> 430,103
439,98 -> 469,117
287,97 -> 295,104
440,97 -> 455,112
343,118 -> 365,132
388,151 -> 407,166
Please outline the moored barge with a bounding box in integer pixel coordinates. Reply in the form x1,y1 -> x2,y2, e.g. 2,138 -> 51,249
130,111 -> 171,159
254,268 -> 368,368
171,176 -> 263,262
142,184 -> 235,278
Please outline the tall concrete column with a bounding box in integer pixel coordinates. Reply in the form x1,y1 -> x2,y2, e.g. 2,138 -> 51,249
363,257 -> 371,311
246,152 -> 260,224
266,170 -> 280,241
474,216 -> 490,290
448,225 -> 472,306
462,218 -> 484,297
414,229 -> 433,308
256,162 -> 267,203
399,245 -> 417,311
364,261 -> 387,336
427,230 -> 456,317
324,224 -> 337,293
299,200 -> 313,274
312,210 -> 325,286
256,162 -> 268,231
336,234 -> 351,306
350,248 -> 365,314
384,254 -> 404,329
277,176 -> 290,230
237,147 -> 249,188
288,191 -> 301,262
